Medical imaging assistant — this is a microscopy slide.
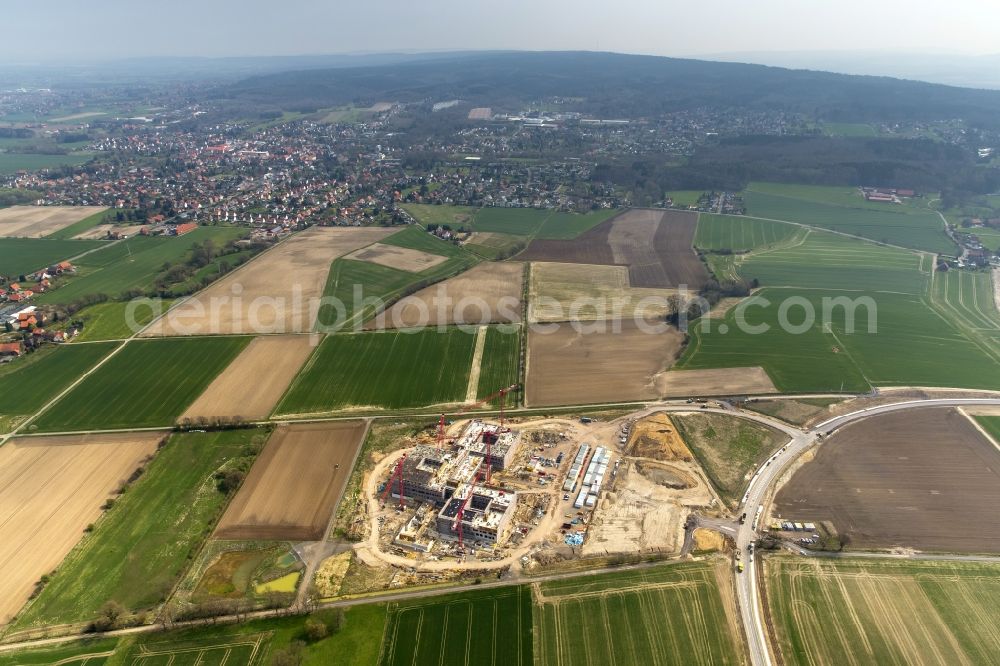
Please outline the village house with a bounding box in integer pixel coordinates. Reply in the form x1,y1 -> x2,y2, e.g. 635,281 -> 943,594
0,341 -> 23,357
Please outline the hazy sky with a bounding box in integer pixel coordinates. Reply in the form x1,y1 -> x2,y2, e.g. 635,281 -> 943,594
4,0 -> 999,62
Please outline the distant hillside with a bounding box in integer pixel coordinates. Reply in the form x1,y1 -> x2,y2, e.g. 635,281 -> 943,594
222,51 -> 1000,126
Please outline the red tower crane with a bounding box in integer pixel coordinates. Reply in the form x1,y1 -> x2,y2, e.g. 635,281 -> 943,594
433,383 -> 519,484
380,454 -> 406,509
452,466 -> 484,549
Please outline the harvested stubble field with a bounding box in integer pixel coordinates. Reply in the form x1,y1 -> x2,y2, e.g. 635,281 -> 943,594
0,432 -> 161,625
518,209 -> 709,289
180,334 -> 318,421
144,226 -> 394,336
215,421 -> 367,540
534,560 -> 742,666
70,223 -> 146,240
525,320 -> 683,407
345,242 -> 447,272
33,336 -> 249,431
656,367 -> 777,397
0,205 -> 107,238
528,261 -> 674,323
276,328 -> 480,414
378,586 -> 532,666
0,237 -> 105,278
766,557 -> 1000,666
775,408 -> 1000,552
368,261 -> 523,329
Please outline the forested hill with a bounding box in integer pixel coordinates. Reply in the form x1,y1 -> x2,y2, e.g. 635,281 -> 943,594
223,50 -> 1000,126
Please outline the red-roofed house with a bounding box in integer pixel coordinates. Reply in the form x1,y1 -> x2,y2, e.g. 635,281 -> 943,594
0,342 -> 23,357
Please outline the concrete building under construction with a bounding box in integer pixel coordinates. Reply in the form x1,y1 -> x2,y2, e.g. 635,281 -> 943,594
436,485 -> 514,543
384,420 -> 520,545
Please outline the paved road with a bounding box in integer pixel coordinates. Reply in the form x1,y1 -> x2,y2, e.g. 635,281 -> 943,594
729,396 -> 1000,666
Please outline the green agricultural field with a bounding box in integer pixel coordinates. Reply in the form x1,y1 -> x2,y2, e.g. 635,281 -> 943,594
672,412 -> 787,505
744,183 -> 954,254
0,237 -> 106,277
2,605 -> 387,666
35,226 -> 247,305
44,208 -> 114,240
472,206 -> 616,239
402,203 -> 616,239
669,190 -> 705,207
465,207 -> 551,236
0,638 -> 117,666
0,152 -> 92,175
927,268 -> 1000,362
978,416 -> 1000,441
277,328 -> 482,415
688,225 -> 1000,392
0,342 -> 117,432
380,586 -> 532,666
972,227 -> 1000,251
721,228 -> 929,293
71,298 -> 175,341
475,326 -> 521,400
749,182 -> 933,213
317,226 -> 479,330
12,429 -> 267,629
401,203 -> 478,228
464,231 -> 524,259
32,336 -> 249,430
679,288 -> 1000,392
534,561 -> 742,666
821,122 -> 877,137
766,557 -> 1000,666
694,214 -> 802,252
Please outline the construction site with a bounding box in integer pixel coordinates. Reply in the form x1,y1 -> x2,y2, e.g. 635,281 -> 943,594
358,399 -> 723,573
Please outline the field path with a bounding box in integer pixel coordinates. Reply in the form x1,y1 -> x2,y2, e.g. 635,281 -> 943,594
994,268 -> 1000,313
465,326 -> 488,402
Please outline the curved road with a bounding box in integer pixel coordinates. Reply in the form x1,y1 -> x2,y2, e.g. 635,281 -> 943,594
730,397 -> 1000,666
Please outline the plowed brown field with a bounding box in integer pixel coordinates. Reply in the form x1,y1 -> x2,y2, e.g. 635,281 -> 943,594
517,209 -> 708,289
525,320 -> 684,406
214,421 -> 367,540
0,432 -> 161,624
775,408 -> 1000,552
180,335 -> 318,421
